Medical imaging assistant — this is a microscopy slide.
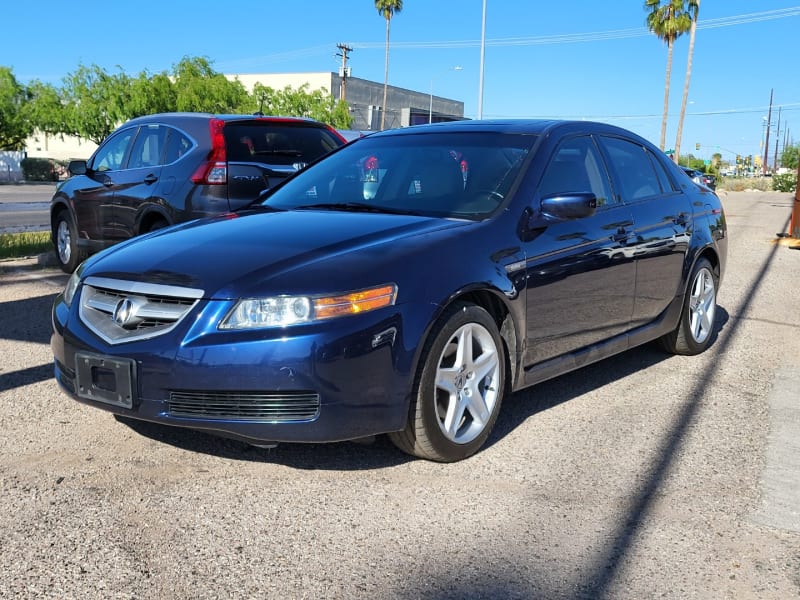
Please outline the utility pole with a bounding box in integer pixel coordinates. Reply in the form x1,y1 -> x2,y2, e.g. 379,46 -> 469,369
773,107 -> 782,172
336,43 -> 353,102
763,88 -> 773,176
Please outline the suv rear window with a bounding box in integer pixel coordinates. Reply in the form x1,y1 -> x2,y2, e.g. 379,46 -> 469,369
224,122 -> 342,165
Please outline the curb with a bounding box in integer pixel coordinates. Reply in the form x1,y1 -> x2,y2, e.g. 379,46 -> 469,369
0,251 -> 59,273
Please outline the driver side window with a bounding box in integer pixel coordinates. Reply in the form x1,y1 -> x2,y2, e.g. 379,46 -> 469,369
92,128 -> 135,172
538,136 -> 613,207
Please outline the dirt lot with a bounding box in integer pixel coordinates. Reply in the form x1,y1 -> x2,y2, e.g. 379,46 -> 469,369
0,192 -> 798,599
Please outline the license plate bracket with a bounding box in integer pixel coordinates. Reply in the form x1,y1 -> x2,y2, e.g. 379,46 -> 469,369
75,353 -> 135,409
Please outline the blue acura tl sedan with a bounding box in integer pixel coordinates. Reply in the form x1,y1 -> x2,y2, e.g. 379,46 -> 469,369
51,120 -> 727,462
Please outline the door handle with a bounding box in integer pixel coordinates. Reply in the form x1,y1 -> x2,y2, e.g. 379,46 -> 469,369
673,212 -> 688,227
144,174 -> 158,185
612,227 -> 629,243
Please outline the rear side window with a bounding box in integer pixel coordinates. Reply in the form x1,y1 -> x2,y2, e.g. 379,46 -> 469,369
599,136 -> 663,202
224,123 -> 343,165
128,124 -> 167,169
164,127 -> 193,164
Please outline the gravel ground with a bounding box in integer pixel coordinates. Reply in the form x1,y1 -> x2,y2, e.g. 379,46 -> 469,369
0,191 -> 798,599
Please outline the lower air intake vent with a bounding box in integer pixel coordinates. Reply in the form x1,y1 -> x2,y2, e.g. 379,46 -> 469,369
168,391 -> 321,422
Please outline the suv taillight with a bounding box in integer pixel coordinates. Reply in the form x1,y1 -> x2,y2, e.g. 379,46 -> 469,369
191,118 -> 227,185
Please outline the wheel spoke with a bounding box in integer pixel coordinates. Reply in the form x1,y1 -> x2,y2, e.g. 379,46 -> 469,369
465,390 -> 490,425
443,394 -> 467,438
472,347 -> 498,382
436,366 -> 459,395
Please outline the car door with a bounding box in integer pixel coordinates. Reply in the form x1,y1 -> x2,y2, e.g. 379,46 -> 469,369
523,135 -> 636,369
596,135 -> 693,330
76,128 -> 136,241
112,124 -> 167,240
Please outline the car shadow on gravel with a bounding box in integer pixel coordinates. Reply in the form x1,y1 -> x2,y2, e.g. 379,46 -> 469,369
490,306 -> 731,449
113,308 -> 730,472
114,415 -> 413,470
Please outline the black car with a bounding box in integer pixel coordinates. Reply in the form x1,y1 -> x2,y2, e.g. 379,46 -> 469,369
51,120 -> 727,462
681,166 -> 716,190
50,112 -> 346,272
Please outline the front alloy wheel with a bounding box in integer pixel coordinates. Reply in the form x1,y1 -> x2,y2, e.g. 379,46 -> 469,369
390,303 -> 506,462
434,321 -> 502,445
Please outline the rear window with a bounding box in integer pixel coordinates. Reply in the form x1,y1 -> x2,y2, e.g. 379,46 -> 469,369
224,122 -> 343,165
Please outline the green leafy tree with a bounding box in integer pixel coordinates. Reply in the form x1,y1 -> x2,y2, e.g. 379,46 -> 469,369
673,0 -> 699,163
26,80 -> 64,137
0,66 -> 33,150
56,64 -> 133,144
128,70 -> 177,117
248,82 -> 353,129
375,0 -> 403,130
780,144 -> 799,171
645,0 -> 693,151
171,56 -> 248,113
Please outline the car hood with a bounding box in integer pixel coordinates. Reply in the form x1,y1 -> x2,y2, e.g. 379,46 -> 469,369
82,209 -> 472,298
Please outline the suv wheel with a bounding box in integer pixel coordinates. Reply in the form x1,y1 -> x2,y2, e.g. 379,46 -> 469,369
53,210 -> 86,273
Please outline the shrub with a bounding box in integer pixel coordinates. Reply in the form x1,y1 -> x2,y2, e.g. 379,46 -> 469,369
21,157 -> 67,182
717,177 -> 773,192
772,172 -> 797,193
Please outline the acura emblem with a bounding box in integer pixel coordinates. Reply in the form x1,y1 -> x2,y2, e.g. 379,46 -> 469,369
112,297 -> 144,329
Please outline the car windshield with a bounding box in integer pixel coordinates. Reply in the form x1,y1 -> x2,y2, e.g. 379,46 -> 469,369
261,131 -> 537,219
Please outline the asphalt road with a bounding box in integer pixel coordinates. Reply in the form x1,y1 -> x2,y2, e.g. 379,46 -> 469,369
0,191 -> 798,599
0,183 -> 55,233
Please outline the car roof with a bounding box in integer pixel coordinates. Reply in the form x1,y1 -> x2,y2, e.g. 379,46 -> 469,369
123,112 -> 332,128
368,119 -> 658,146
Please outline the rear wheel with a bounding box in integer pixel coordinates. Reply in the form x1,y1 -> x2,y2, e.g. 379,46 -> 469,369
53,210 -> 85,273
390,303 -> 505,462
660,257 -> 718,355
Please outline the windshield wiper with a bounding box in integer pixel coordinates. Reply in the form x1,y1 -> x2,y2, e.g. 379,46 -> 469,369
293,202 -> 421,216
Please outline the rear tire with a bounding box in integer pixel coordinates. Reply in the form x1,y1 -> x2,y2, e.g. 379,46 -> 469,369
390,303 -> 505,462
660,257 -> 718,355
53,210 -> 86,273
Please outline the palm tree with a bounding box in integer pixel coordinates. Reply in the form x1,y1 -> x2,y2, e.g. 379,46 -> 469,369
375,0 -> 403,130
645,0 -> 693,152
674,0 -> 699,163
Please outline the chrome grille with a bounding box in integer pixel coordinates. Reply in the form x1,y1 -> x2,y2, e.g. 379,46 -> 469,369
79,276 -> 203,344
169,391 -> 321,422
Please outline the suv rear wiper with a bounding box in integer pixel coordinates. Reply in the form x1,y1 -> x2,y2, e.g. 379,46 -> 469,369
293,202 -> 421,216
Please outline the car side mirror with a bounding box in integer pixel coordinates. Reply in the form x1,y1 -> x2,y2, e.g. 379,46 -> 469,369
540,192 -> 597,220
67,160 -> 87,177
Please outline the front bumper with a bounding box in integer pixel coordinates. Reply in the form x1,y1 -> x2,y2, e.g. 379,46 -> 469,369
51,291 -> 415,444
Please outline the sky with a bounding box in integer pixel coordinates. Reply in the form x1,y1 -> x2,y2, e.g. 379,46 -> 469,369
3,1 -> 800,164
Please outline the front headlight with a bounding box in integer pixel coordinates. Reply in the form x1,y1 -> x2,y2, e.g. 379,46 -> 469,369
219,284 -> 397,329
63,267 -> 82,307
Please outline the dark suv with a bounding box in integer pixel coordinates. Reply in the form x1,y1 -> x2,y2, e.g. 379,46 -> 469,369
50,112 -> 346,272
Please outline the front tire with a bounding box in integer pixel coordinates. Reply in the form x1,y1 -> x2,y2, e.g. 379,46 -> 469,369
53,210 -> 85,273
390,303 -> 505,462
660,257 -> 718,355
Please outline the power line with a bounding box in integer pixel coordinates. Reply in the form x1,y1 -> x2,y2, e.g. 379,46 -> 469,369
349,6 -> 800,50
217,6 -> 800,68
